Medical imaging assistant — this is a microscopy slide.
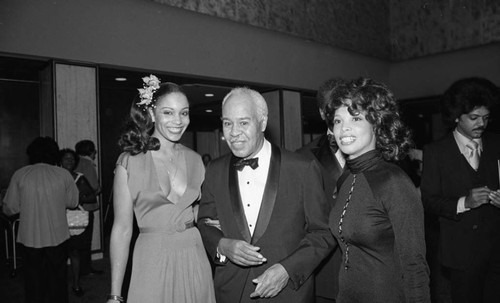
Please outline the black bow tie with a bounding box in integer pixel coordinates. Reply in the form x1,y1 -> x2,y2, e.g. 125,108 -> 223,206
327,134 -> 338,153
234,157 -> 259,171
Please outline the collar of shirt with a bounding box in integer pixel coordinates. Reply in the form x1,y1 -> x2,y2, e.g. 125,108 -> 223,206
453,128 -> 482,157
238,139 -> 271,174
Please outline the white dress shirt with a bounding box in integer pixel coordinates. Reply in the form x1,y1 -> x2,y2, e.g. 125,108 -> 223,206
453,129 -> 483,214
238,139 -> 271,235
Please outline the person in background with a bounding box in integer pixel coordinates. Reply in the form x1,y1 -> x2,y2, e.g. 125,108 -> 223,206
202,153 -> 212,167
296,77 -> 348,303
420,77 -> 500,303
75,140 -> 100,193
74,139 -> 102,275
107,75 -> 215,303
326,78 -> 430,302
60,148 -> 98,297
198,87 -> 334,303
3,137 -> 79,303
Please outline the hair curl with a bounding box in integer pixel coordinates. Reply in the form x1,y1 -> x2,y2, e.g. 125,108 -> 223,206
118,82 -> 186,155
441,77 -> 499,129
325,77 -> 412,161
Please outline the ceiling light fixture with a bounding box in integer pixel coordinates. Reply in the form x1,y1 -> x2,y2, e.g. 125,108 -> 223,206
115,77 -> 127,82
205,93 -> 214,97
205,109 -> 213,113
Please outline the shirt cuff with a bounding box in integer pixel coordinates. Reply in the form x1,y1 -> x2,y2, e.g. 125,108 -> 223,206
216,247 -> 227,263
457,196 -> 471,214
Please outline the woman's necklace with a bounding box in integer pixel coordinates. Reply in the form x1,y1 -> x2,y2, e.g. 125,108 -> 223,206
161,149 -> 179,179
338,174 -> 357,271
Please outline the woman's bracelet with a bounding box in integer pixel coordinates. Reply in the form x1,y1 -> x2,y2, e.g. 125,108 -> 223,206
107,294 -> 124,302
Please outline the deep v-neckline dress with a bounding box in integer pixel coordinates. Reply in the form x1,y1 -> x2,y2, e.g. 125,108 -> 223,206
116,148 -> 215,303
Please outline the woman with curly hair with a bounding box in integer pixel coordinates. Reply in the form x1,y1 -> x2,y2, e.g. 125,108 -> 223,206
107,76 -> 215,303
325,78 -> 430,303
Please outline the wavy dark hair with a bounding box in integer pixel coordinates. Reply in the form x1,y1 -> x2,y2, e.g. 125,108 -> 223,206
325,77 -> 412,161
118,82 -> 187,155
441,77 -> 499,129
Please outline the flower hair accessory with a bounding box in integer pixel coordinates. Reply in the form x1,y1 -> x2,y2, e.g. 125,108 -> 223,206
137,74 -> 161,109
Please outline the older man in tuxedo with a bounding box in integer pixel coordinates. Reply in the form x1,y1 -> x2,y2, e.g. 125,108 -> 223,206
421,77 -> 500,303
296,78 -> 348,303
198,87 -> 335,303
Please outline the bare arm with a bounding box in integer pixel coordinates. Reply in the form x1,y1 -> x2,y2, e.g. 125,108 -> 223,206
107,165 -> 134,302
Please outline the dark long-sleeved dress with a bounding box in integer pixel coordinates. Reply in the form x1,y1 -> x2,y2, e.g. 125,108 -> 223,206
329,150 -> 430,303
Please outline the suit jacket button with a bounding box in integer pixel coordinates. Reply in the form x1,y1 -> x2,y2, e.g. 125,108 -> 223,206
472,225 -> 478,230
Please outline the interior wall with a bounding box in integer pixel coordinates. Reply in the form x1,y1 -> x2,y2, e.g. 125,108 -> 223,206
53,63 -> 103,256
389,43 -> 500,100
0,81 -> 39,189
389,0 -> 500,61
152,0 -> 391,59
0,0 -> 388,92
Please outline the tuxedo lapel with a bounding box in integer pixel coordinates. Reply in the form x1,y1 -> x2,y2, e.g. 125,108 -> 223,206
228,155 -> 252,243
313,135 -> 343,197
316,135 -> 343,186
479,134 -> 497,170
251,145 -> 281,245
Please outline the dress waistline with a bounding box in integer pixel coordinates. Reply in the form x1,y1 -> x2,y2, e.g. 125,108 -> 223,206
139,221 -> 195,234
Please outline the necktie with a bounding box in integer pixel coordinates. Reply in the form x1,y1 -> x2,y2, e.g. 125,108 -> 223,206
327,134 -> 339,154
465,140 -> 480,170
234,157 -> 259,171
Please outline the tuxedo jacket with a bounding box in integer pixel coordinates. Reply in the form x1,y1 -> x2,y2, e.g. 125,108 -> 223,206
198,144 -> 335,303
296,134 -> 342,300
421,131 -> 500,270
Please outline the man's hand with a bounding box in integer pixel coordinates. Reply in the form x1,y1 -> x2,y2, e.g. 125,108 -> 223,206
464,187 -> 491,209
489,189 -> 500,208
218,238 -> 266,267
250,263 -> 289,299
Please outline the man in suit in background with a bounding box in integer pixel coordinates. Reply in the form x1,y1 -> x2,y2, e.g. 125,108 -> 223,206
296,78 -> 347,303
421,77 -> 500,303
198,87 -> 335,303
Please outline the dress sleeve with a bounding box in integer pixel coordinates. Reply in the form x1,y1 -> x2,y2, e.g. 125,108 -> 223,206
371,167 -> 430,303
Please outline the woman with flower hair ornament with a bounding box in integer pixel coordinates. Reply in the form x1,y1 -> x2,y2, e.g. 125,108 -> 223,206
107,75 -> 215,303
